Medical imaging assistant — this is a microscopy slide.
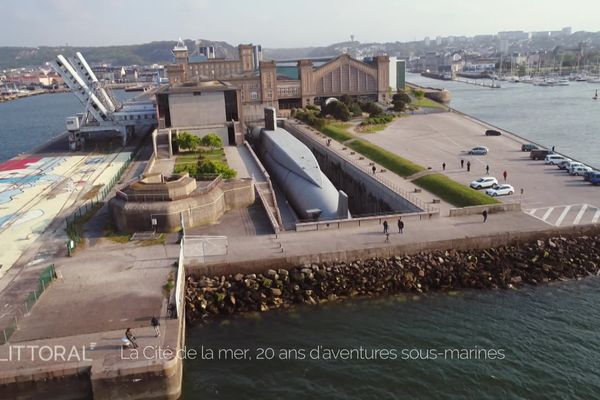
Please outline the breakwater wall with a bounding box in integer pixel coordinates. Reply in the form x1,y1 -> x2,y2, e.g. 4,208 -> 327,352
185,226 -> 600,321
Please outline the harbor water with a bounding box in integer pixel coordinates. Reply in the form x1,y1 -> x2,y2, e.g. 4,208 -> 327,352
183,278 -> 600,399
0,90 -> 136,163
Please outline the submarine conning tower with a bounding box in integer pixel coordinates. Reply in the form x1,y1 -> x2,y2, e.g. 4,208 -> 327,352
250,108 -> 349,221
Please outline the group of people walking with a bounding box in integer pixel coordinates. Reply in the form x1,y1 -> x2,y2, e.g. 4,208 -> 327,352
123,316 -> 161,349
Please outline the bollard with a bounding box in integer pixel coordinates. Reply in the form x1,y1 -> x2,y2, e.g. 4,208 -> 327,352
3,329 -> 7,344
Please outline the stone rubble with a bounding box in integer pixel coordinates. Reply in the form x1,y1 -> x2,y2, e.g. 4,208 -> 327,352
185,234 -> 600,323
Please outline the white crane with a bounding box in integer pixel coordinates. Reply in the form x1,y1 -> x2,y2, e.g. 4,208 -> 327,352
50,52 -> 157,150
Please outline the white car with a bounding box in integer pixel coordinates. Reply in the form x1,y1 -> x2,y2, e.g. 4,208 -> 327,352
566,162 -> 585,174
470,176 -> 498,189
570,166 -> 593,176
557,159 -> 575,170
485,184 -> 515,196
545,154 -> 567,165
468,146 -> 489,155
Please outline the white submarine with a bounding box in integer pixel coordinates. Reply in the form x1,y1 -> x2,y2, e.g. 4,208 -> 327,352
250,108 -> 349,221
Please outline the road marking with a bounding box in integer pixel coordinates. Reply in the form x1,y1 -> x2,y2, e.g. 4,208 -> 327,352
574,204 -> 588,225
542,207 -> 554,222
593,209 -> 600,224
555,206 -> 572,226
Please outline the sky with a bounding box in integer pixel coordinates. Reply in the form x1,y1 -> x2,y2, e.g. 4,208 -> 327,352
2,0 -> 600,48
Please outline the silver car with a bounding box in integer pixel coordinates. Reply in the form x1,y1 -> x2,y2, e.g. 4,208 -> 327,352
468,146 -> 489,155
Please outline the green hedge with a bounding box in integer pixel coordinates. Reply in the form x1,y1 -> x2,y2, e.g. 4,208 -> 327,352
413,174 -> 500,207
347,140 -> 425,177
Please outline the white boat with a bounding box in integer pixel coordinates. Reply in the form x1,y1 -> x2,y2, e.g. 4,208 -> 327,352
587,77 -> 600,83
556,79 -> 570,86
594,90 -> 598,100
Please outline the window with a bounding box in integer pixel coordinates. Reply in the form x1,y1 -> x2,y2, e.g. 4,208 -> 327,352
251,91 -> 258,100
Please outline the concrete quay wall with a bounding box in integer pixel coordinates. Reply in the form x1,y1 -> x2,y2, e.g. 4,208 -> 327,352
187,223 -> 600,278
449,202 -> 521,217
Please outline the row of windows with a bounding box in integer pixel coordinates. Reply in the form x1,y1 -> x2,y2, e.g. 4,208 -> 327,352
115,113 -> 155,121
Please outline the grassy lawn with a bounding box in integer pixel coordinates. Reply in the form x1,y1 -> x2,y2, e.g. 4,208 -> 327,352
321,123 -> 354,142
347,140 -> 425,177
316,122 -> 496,207
355,124 -> 388,133
174,149 -> 228,174
412,97 -> 448,110
414,174 -> 500,207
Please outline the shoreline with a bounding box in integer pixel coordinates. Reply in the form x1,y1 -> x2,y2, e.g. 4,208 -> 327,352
407,79 -> 600,170
185,227 -> 600,324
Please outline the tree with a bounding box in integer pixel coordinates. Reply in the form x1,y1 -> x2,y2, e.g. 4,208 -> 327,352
339,94 -> 353,106
175,131 -> 200,152
392,90 -> 411,112
200,133 -> 223,149
322,100 -> 351,121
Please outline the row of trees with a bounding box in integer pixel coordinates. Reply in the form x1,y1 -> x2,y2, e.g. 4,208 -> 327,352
175,132 -> 223,152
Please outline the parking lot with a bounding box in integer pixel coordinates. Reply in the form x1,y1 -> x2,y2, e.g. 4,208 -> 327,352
358,111 -> 599,226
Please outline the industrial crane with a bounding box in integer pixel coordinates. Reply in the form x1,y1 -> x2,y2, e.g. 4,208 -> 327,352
50,52 -> 157,151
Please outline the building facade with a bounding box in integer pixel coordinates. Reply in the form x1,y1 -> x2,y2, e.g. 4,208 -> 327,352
164,39 -> 390,125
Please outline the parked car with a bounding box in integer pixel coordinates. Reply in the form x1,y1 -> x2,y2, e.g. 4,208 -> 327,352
485,129 -> 501,136
590,172 -> 600,185
545,154 -> 568,165
583,170 -> 598,181
485,184 -> 515,196
468,146 -> 489,155
571,166 -> 593,176
521,143 -> 539,152
530,149 -> 551,160
557,159 -> 576,170
470,176 -> 498,189
566,162 -> 585,174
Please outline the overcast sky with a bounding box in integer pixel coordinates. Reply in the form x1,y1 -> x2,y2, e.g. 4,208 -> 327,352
2,0 -> 599,48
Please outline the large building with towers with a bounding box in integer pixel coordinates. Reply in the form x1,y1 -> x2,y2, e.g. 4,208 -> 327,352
162,39 -> 391,128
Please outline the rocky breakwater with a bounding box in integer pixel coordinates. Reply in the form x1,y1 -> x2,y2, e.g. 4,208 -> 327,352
185,235 -> 600,322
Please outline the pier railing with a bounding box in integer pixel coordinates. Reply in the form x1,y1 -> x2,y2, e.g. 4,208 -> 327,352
1,264 -> 56,345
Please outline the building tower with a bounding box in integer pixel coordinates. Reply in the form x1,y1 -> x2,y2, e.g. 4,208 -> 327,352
172,38 -> 189,81
239,44 -> 254,73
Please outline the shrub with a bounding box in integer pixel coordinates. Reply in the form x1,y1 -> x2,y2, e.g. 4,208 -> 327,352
197,160 -> 237,179
350,103 -> 363,117
361,115 -> 394,126
360,102 -> 383,117
306,104 -> 320,112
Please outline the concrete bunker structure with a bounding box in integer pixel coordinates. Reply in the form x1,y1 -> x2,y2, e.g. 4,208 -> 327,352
109,172 -> 255,232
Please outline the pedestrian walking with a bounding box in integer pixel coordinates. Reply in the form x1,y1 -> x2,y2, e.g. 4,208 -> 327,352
372,165 -> 376,175
151,316 -> 160,337
383,220 -> 389,234
520,188 -> 524,195
466,161 -> 471,172
385,233 -> 390,243
397,218 -> 404,234
485,165 -> 490,175
552,145 -> 555,152
503,170 -> 507,181
482,210 -> 488,223
460,159 -> 465,169
442,162 -> 446,171
125,328 -> 138,349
